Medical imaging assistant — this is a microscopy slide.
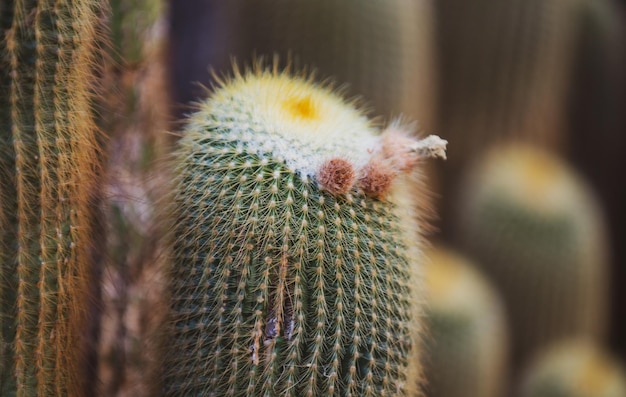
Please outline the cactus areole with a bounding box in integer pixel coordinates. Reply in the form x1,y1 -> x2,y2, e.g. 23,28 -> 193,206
165,66 -> 446,396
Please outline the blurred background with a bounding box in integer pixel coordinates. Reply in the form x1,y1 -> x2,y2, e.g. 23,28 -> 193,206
99,0 -> 626,395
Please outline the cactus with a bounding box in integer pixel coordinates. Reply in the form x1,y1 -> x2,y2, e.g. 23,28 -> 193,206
97,0 -> 170,395
184,0 -> 436,131
0,0 -> 103,395
163,65 -> 446,396
433,0 -> 581,238
423,246 -> 508,397
435,0 -> 579,157
519,340 -> 626,397
455,145 -> 609,367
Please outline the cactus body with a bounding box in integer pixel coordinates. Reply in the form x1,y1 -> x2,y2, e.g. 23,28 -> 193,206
423,247 -> 508,397
519,341 -> 626,397
164,68 -> 438,396
456,145 -> 608,367
0,1 -> 102,395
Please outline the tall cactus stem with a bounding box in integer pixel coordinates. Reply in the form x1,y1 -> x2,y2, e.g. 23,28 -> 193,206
0,1 -> 104,395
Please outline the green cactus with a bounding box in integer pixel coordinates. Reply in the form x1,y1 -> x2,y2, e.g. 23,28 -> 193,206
423,246 -> 508,397
219,0 -> 436,130
456,145 -> 608,367
0,1 -> 103,395
435,0 -> 579,157
519,340 -> 626,397
163,66 -> 446,396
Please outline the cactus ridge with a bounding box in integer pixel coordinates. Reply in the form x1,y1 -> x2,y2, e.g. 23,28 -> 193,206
0,1 -> 102,395
164,68 -> 426,396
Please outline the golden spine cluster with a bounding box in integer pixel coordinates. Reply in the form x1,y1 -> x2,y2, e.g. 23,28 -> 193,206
0,1 -> 103,395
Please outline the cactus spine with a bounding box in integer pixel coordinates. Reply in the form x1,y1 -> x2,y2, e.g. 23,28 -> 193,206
519,341 -> 626,397
423,247 -> 508,397
164,66 -> 445,396
456,145 -> 608,367
0,1 -> 103,395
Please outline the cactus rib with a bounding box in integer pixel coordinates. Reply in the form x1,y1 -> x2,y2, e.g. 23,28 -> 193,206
0,1 -> 103,395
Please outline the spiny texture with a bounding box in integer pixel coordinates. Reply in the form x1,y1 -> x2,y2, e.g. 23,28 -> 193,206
227,0 -> 436,130
456,145 -> 608,367
435,0 -> 579,157
519,341 -> 626,397
423,247 -> 508,397
164,68 -> 438,396
98,0 -> 170,395
0,1 -> 102,395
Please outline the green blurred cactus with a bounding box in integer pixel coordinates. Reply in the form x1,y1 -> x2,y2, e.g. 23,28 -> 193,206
0,1 -> 104,395
98,0 -> 170,395
435,0 -> 579,157
456,145 -> 608,367
219,0 -> 436,131
519,340 -> 626,397
423,247 -> 508,397
163,66 -> 446,396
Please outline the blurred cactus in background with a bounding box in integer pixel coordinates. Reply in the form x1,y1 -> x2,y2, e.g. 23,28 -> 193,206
566,0 -> 626,361
97,0 -> 170,395
519,340 -> 626,397
423,247 -> 508,397
0,0 -> 624,395
435,0 -> 579,157
0,1 -> 105,395
456,145 -> 609,368
433,0 -> 583,241
162,66 -> 446,396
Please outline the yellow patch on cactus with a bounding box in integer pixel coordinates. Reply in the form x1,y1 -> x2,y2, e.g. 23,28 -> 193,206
204,68 -> 379,179
477,146 -> 578,214
424,249 -> 465,305
284,95 -> 319,121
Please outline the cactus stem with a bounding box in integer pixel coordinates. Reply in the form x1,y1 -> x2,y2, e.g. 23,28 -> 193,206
164,66 -> 440,396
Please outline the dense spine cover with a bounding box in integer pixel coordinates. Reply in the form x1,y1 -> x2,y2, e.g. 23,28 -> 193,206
456,145 -> 608,367
164,67 -> 444,396
0,1 -> 102,395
